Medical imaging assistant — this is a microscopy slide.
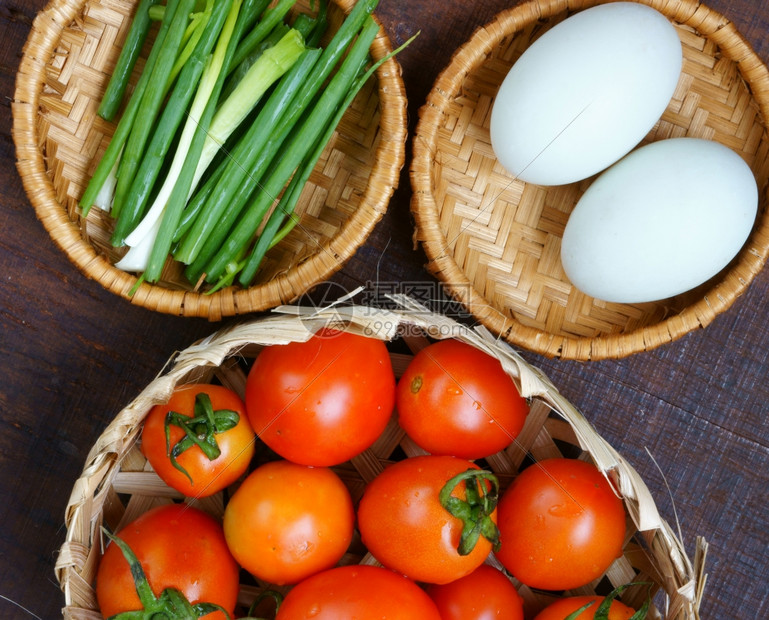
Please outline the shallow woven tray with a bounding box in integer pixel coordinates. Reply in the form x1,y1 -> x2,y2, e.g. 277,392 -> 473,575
12,0 -> 407,319
55,298 -> 706,619
410,0 -> 769,360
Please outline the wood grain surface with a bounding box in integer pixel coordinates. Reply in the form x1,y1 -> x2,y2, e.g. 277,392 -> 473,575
1,0 -> 767,618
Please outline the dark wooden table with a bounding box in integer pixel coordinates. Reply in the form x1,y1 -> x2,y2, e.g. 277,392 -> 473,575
2,0 -> 767,618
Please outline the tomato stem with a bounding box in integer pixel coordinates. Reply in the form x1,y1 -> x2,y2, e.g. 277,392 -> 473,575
563,602 -> 596,620
242,589 -> 284,620
597,582 -> 652,620
564,582 -> 652,620
439,468 -> 501,555
101,526 -> 233,619
164,391 -> 240,484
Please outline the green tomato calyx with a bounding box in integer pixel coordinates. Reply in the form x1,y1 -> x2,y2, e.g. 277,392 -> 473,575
164,391 -> 240,484
102,527 -> 231,620
562,582 -> 652,620
439,468 -> 501,556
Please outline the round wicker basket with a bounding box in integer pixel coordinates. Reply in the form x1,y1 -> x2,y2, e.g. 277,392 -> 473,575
410,0 -> 769,361
55,299 -> 706,619
12,0 -> 407,319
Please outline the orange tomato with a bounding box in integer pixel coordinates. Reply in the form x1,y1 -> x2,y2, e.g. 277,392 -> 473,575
223,459 -> 355,585
95,504 -> 239,620
245,328 -> 396,466
426,564 -> 524,620
358,455 -> 499,584
534,595 -> 637,620
142,384 -> 254,498
496,458 -> 626,591
397,339 -> 529,459
276,565 -> 442,619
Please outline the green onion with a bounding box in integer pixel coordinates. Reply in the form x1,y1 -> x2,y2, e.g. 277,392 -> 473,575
97,0 -> 161,121
179,0 -> 380,278
219,22 -> 290,102
174,46 -> 321,266
120,0 -> 244,279
169,0 -> 213,84
109,0 -> 194,225
148,4 -> 165,21
79,0 -> 182,216
110,0 -> 237,246
236,0 -> 272,34
191,27 -> 306,189
147,8 -> 304,281
85,0 -> 415,294
237,29 -> 419,286
305,0 -> 328,47
171,155 -> 227,245
200,16 -> 381,284
229,0 -> 297,71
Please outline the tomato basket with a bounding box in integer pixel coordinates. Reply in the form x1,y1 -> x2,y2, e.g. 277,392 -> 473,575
54,298 -> 706,619
13,0 -> 407,319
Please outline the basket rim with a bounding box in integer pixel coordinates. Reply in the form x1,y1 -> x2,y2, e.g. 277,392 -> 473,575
409,0 -> 769,361
12,0 -> 408,320
54,298 -> 706,619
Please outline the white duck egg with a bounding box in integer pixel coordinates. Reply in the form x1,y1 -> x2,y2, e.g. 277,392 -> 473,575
489,2 -> 682,186
560,138 -> 758,303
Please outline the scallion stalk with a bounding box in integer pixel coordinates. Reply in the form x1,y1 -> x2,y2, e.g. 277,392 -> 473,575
200,16 -> 381,284
219,22 -> 290,102
179,0 -> 380,278
110,0 -> 194,224
174,46 -> 321,266
229,0 -> 297,71
235,0 -> 272,36
79,0 -> 182,216
98,0 -> 161,121
111,0 -> 237,246
304,0 -> 328,48
237,29 -> 418,285
119,0 -> 244,279
169,0 -> 213,84
188,27 -> 306,190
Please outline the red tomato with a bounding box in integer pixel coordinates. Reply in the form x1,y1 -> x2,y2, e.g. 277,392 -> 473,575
95,504 -> 239,620
496,458 -> 626,591
275,565 -> 442,619
358,454 -> 499,584
396,339 -> 529,459
426,564 -> 525,620
245,328 -> 395,466
141,384 -> 254,497
533,595 -> 636,620
223,459 -> 355,585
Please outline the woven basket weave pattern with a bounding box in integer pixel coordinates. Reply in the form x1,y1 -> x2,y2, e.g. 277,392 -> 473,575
410,0 -> 769,360
13,0 -> 407,319
54,301 -> 705,619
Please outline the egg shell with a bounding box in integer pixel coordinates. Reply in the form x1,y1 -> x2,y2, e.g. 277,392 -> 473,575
489,2 -> 682,186
560,137 -> 759,304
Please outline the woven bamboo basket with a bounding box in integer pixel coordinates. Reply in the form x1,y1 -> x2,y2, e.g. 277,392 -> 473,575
410,0 -> 769,361
12,0 -> 407,320
55,297 -> 706,619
